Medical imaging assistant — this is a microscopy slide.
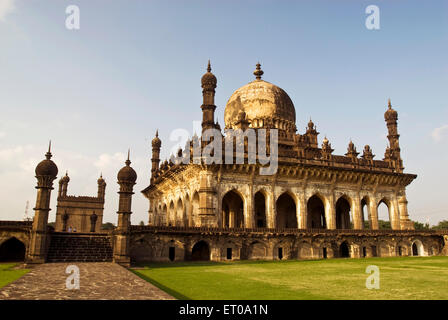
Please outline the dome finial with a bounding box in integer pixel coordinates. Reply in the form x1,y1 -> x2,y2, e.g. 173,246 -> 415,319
45,140 -> 52,160
126,149 -> 131,166
254,62 -> 264,80
207,60 -> 211,73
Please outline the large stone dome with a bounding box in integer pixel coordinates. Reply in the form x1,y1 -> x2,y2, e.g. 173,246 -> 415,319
224,66 -> 296,131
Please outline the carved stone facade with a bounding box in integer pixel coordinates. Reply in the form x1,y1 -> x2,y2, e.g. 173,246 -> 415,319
54,172 -> 105,233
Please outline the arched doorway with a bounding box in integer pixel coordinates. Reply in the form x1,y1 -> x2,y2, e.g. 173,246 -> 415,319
377,199 -> 392,229
340,241 -> 350,258
192,192 -> 199,227
162,204 -> 167,226
191,241 -> 210,261
254,191 -> 267,228
0,237 -> 26,262
222,190 -> 244,228
336,197 -> 352,229
276,193 -> 297,228
361,197 -> 371,229
412,240 -> 424,256
307,195 -> 326,229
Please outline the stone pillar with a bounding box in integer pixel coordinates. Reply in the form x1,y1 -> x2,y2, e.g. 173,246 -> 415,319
369,197 -> 379,230
297,195 -> 306,229
245,190 -> 254,228
398,194 -> 414,230
267,191 -> 276,228
326,194 -> 336,229
113,155 -> 137,266
391,197 -> 401,230
27,146 -> 58,264
352,196 -> 363,229
198,170 -> 217,227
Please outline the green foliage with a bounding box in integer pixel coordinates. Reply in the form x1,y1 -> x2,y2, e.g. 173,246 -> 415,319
432,220 -> 448,230
413,221 -> 430,230
378,220 -> 391,229
0,263 -> 29,288
101,222 -> 115,230
133,257 -> 448,300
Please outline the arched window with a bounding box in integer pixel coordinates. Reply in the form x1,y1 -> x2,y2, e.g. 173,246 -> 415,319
377,199 -> 392,229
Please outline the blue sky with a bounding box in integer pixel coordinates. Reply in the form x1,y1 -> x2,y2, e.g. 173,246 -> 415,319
0,0 -> 447,225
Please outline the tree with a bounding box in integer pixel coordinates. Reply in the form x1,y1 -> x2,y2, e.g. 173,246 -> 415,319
432,220 -> 448,230
378,220 -> 391,230
413,221 -> 430,230
139,221 -> 145,226
101,222 -> 115,230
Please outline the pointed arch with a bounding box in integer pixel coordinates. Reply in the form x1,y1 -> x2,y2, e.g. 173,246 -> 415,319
222,189 -> 245,228
0,237 -> 26,262
307,194 -> 326,229
276,192 -> 297,228
335,195 -> 352,229
254,190 -> 267,228
361,196 -> 371,229
377,198 -> 392,229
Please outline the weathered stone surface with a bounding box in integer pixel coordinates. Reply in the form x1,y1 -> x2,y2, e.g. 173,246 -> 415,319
0,263 -> 174,300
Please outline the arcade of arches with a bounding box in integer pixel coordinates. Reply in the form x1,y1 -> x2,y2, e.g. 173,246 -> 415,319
151,189 -> 409,231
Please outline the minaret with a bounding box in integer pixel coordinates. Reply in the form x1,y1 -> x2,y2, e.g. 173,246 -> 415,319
113,150 -> 137,266
305,118 -> 319,148
384,99 -> 403,171
58,171 -> 69,198
27,142 -> 58,264
97,173 -> 106,200
151,130 -> 161,182
201,60 -> 217,133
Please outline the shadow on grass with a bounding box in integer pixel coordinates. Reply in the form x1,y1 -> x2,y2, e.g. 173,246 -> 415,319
130,269 -> 190,300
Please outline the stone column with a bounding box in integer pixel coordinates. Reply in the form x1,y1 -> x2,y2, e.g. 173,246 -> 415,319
391,197 -> 401,230
297,194 -> 307,229
352,196 -> 363,229
398,194 -> 414,230
267,191 -> 276,228
326,194 -> 336,229
198,169 -> 217,227
245,189 -> 254,228
369,197 -> 379,230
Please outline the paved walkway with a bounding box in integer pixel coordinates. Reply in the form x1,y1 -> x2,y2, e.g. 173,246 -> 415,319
0,262 -> 174,300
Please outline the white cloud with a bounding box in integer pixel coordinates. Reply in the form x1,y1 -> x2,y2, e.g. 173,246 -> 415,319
431,124 -> 448,142
0,0 -> 15,21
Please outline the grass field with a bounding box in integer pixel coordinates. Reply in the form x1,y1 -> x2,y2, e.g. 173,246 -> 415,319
132,256 -> 448,300
0,263 -> 29,289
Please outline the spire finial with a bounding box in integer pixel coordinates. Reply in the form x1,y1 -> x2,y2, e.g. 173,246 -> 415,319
207,60 -> 211,73
155,129 -> 159,137
65,170 -> 68,176
253,62 -> 264,80
388,98 -> 392,109
126,149 -> 131,166
100,172 -> 102,178
45,140 -> 52,159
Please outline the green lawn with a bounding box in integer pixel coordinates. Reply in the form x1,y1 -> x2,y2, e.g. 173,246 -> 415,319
0,263 -> 30,289
132,256 -> 448,300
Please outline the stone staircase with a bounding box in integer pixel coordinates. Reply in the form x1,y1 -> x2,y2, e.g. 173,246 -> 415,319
46,233 -> 113,262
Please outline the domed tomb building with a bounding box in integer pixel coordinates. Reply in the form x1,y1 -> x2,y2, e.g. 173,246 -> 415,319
142,62 -> 416,237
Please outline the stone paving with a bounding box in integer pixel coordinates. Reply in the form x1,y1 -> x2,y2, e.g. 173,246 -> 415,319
0,262 -> 174,300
